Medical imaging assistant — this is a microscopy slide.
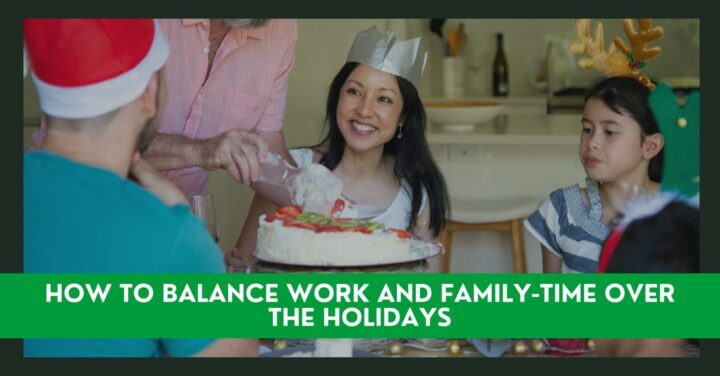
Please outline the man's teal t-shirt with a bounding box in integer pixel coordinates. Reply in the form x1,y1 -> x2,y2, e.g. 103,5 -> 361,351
24,151 -> 224,357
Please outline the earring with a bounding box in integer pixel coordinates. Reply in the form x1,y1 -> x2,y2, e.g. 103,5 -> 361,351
396,126 -> 404,139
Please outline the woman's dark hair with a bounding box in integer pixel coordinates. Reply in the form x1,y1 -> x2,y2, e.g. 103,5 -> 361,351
313,62 -> 449,237
585,76 -> 664,182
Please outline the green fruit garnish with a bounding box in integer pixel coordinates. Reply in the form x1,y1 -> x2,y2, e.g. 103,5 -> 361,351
366,222 -> 385,231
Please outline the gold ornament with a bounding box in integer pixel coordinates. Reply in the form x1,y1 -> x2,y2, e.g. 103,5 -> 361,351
532,339 -> 547,354
389,341 -> 404,355
587,339 -> 596,351
447,339 -> 463,356
273,339 -> 287,350
512,340 -> 529,356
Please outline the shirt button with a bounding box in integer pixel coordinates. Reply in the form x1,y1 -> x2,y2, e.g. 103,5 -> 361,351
678,117 -> 687,128
202,20 -> 208,26
203,47 -> 210,54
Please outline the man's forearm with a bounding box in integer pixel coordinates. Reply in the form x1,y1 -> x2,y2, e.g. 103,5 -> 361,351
142,133 -> 204,171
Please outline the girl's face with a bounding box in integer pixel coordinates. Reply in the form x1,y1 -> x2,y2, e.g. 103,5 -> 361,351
336,64 -> 404,153
580,98 -> 650,183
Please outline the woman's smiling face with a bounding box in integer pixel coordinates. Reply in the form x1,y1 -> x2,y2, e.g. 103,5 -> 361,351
336,64 -> 404,153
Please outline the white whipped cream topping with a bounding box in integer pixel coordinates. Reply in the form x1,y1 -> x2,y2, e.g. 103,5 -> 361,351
288,164 -> 343,214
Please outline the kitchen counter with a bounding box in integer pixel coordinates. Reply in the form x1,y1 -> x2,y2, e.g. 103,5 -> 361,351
427,113 -> 582,146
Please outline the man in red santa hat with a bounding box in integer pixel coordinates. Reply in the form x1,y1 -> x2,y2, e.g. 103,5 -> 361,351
23,19 -> 257,357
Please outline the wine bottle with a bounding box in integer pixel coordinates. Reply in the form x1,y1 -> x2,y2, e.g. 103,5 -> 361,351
492,33 -> 509,97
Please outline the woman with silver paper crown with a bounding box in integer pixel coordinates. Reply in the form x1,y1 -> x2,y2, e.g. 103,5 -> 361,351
226,25 -> 449,274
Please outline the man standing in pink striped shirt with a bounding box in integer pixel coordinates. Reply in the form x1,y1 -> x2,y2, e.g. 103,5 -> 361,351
143,19 -> 298,197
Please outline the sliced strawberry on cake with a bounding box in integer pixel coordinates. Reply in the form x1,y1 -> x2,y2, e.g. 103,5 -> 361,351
388,228 -> 411,239
277,205 -> 302,216
329,199 -> 345,218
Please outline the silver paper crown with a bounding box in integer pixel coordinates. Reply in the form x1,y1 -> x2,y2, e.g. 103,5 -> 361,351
346,25 -> 428,88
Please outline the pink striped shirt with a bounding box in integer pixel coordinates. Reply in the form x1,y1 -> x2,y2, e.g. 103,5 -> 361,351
159,19 -> 297,196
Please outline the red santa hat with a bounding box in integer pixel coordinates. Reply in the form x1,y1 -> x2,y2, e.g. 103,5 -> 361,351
24,19 -> 169,119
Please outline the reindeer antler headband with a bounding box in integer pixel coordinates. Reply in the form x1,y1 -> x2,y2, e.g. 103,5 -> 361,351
570,19 -> 664,90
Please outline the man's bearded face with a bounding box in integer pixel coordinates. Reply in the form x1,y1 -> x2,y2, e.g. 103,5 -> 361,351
136,70 -> 167,153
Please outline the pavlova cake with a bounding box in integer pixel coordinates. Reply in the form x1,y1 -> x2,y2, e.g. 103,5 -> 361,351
255,203 -> 439,267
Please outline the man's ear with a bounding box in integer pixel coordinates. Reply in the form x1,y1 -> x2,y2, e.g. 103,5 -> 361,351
138,73 -> 159,118
643,133 -> 664,160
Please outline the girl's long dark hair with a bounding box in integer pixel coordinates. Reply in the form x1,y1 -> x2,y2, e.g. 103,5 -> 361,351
585,76 -> 664,182
314,62 -> 449,237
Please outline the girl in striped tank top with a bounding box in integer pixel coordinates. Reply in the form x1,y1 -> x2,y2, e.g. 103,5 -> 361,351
525,76 -> 665,274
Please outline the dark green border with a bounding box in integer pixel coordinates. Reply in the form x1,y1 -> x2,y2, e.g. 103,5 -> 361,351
6,0 -> 716,372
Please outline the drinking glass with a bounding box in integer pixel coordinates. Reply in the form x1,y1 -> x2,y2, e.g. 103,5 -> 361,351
191,193 -> 220,243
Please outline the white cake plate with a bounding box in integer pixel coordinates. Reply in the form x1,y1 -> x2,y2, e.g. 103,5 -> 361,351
253,240 -> 443,268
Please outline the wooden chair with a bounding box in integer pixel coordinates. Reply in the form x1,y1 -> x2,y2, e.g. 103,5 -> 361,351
440,196 -> 542,273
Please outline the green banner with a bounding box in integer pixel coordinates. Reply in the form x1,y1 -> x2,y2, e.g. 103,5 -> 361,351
1,273 -> 718,338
